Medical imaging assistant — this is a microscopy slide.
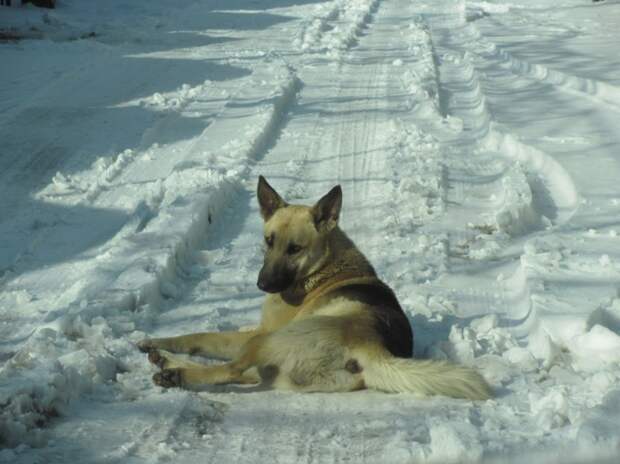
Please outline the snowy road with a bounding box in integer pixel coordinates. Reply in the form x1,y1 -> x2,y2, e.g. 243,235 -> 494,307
2,0 -> 620,462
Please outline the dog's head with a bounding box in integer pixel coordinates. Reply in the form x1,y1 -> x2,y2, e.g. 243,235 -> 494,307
256,175 -> 342,293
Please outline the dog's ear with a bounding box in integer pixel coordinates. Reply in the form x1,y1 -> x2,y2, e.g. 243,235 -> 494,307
312,185 -> 342,232
257,175 -> 287,220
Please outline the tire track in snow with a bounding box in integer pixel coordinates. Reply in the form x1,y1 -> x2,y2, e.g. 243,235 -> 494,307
419,1 -> 579,280
147,0 -> 388,332
56,0 -> 395,459
138,0 -> 459,461
295,0 -> 381,57
3,0 -> 431,456
451,4 -> 620,378
463,2 -> 620,113
0,64 -> 302,449
407,2 -> 583,388
414,7 -> 620,458
151,0 -> 385,311
474,37 -> 620,114
294,0 -> 342,51
148,0 -> 384,326
428,14 -> 578,239
81,64 -> 303,314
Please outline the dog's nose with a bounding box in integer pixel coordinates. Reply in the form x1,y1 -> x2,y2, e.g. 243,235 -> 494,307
257,276 -> 286,293
257,278 -> 268,291
257,266 -> 293,293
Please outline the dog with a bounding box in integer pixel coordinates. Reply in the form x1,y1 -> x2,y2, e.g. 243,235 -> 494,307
138,176 -> 492,400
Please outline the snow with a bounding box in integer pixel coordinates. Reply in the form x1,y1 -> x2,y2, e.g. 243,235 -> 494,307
1,0 -> 620,462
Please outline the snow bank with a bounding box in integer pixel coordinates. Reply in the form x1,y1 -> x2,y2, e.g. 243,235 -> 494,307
399,18 -> 444,118
0,315 -> 130,447
294,1 -> 342,51
321,0 -> 380,57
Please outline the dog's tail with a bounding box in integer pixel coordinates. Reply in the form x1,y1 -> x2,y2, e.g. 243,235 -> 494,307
361,354 -> 492,400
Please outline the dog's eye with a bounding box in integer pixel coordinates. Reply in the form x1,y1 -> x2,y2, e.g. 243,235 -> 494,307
287,243 -> 303,255
265,234 -> 274,248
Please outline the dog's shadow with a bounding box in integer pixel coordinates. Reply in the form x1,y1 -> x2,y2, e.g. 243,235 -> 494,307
187,382 -> 271,394
409,312 -> 474,359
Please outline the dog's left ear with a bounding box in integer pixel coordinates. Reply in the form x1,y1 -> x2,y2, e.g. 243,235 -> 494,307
312,185 -> 342,232
257,175 -> 287,220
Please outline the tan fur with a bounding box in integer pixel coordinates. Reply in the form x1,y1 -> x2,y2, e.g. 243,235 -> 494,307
138,177 -> 492,400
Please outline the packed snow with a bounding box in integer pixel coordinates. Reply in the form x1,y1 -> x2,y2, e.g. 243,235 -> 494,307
1,0 -> 620,462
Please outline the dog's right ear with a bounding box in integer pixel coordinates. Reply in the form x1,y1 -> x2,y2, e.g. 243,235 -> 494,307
257,175 -> 287,221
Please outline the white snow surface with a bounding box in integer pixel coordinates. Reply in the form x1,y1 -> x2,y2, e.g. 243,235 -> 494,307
1,0 -> 620,462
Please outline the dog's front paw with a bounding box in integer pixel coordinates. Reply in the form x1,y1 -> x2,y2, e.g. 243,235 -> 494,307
148,349 -> 167,368
153,368 -> 183,388
137,338 -> 158,353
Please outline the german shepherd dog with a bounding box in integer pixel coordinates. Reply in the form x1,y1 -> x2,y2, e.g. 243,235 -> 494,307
138,177 -> 491,400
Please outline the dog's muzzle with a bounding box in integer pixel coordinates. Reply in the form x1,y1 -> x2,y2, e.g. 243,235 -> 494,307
257,265 -> 294,293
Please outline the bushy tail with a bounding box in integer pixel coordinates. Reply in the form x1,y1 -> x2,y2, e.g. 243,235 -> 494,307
362,356 -> 492,400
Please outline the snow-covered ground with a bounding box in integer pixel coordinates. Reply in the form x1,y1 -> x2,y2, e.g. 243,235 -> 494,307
1,0 -> 620,462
